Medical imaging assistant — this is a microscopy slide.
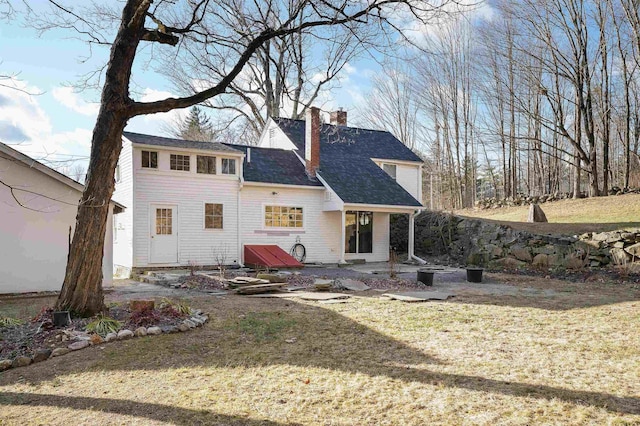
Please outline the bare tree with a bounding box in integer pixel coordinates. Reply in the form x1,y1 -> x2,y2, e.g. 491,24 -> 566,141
356,60 -> 426,151
25,0 -> 451,316
165,7 -> 370,142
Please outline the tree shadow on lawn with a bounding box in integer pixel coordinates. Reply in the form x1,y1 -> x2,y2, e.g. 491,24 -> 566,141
0,392 -> 301,426
1,297 -> 638,418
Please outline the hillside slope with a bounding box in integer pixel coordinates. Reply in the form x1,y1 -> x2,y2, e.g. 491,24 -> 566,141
455,193 -> 640,236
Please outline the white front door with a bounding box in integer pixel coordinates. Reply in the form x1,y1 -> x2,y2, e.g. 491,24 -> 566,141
150,205 -> 178,263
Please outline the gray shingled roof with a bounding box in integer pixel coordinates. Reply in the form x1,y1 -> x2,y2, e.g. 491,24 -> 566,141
123,131 -> 241,154
273,118 -> 423,207
223,144 -> 322,187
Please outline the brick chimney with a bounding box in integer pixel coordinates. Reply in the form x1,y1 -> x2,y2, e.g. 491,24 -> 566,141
305,106 -> 320,177
330,108 -> 347,126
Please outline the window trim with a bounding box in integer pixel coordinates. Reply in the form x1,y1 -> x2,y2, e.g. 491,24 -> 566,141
141,150 -> 158,169
221,158 -> 236,175
263,204 -> 304,229
170,153 -> 191,171
203,202 -> 224,230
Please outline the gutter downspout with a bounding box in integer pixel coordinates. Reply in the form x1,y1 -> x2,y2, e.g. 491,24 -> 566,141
237,175 -> 244,267
409,210 -> 427,264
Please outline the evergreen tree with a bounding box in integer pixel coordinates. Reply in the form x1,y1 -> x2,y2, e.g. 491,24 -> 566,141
178,106 -> 215,141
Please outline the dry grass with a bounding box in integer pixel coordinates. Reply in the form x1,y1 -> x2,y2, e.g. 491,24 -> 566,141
456,192 -> 640,235
0,279 -> 639,425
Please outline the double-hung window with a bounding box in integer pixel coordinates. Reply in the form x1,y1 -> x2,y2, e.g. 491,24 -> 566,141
204,203 -> 223,229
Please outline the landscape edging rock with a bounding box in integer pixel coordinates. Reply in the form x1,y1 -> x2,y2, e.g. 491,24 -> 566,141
0,312 -> 209,373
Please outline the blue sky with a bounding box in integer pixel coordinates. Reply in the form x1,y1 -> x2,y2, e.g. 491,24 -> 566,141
0,6 -> 376,171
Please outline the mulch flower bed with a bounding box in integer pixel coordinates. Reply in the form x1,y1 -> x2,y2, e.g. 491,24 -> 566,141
0,299 -> 208,372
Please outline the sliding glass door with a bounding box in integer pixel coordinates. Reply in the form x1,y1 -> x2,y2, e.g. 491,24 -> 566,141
345,211 -> 373,254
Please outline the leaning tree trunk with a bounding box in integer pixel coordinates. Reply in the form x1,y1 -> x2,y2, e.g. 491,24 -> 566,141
56,113 -> 126,316
56,0 -> 146,316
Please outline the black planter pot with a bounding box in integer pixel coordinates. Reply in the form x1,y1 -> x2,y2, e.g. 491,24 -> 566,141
53,311 -> 71,327
466,268 -> 484,283
417,269 -> 434,286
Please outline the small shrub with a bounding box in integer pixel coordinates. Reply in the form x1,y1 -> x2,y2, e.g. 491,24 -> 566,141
32,306 -> 53,323
159,298 -> 192,315
159,305 -> 188,319
86,314 -> 122,337
129,309 -> 161,327
0,317 -> 23,328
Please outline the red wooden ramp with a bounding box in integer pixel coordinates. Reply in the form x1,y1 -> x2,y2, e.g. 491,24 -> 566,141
244,245 -> 303,268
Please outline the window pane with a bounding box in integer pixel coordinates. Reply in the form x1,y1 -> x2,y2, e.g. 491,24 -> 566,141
205,216 -> 213,229
142,151 -> 149,167
213,204 -> 223,215
213,217 -> 223,229
170,154 -> 190,171
383,164 -> 396,179
222,158 -> 236,174
197,156 -> 216,174
151,152 -> 157,168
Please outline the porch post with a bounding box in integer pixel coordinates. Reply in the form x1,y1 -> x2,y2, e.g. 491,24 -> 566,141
408,211 -> 415,260
339,209 -> 347,264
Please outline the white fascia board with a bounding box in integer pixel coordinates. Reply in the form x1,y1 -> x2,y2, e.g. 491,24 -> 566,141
243,181 -> 325,190
370,157 -> 423,166
343,203 -> 424,213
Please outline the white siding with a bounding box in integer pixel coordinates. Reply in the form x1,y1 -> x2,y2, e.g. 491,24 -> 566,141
258,120 -> 297,150
0,153 -> 114,293
344,212 -> 390,263
240,185 -> 343,264
395,164 -> 421,203
113,137 -> 134,270
132,148 -> 240,267
375,160 -> 422,203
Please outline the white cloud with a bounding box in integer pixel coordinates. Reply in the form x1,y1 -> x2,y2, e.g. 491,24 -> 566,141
0,79 -> 92,171
127,88 -> 185,135
52,87 -> 99,117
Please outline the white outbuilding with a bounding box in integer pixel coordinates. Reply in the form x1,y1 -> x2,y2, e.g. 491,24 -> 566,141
0,142 -> 123,294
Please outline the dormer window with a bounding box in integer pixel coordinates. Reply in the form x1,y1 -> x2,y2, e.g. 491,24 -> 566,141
382,163 -> 396,180
197,155 -> 216,174
142,151 -> 158,169
170,154 -> 190,171
222,158 -> 236,175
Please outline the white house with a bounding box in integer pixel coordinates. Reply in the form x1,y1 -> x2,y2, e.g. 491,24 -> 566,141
0,142 -> 124,293
113,107 -> 424,273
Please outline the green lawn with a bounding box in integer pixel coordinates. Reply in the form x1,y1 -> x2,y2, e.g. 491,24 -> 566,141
1,276 -> 639,425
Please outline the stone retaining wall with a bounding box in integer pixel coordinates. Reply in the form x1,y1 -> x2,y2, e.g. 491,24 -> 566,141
476,187 -> 640,210
392,212 -> 639,269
